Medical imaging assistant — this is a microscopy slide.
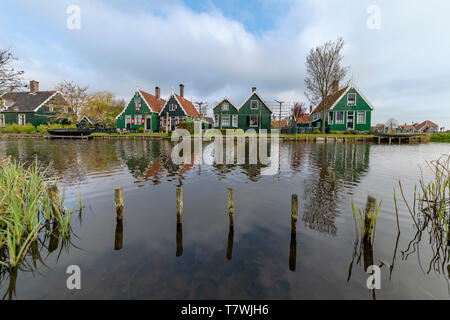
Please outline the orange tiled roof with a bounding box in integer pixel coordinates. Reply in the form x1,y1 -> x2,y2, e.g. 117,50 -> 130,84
175,94 -> 201,118
311,87 -> 348,115
139,90 -> 165,113
414,120 -> 437,130
296,113 -> 310,124
271,120 -> 288,127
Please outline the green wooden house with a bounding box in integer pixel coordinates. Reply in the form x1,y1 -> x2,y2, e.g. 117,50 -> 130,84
237,87 -> 272,130
159,84 -> 201,132
310,83 -> 373,132
0,81 -> 70,127
213,98 -> 239,129
116,87 -> 165,132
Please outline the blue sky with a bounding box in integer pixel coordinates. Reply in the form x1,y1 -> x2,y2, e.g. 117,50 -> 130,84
1,0 -> 449,129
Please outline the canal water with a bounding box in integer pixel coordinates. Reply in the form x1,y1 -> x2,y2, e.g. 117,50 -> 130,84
0,139 -> 449,299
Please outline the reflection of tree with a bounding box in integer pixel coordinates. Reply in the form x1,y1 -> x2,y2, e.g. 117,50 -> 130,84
302,143 -> 370,235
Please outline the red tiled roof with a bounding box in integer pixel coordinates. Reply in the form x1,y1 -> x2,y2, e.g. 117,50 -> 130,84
271,120 -> 288,127
296,113 -> 310,124
311,87 -> 348,115
175,94 -> 201,118
139,90 -> 165,113
414,120 -> 438,130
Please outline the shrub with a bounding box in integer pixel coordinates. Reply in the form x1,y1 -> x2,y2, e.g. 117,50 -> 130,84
353,130 -> 359,135
37,124 -> 49,134
313,129 -> 321,134
345,130 -> 351,135
177,122 -> 195,134
0,123 -> 36,134
138,127 -> 144,133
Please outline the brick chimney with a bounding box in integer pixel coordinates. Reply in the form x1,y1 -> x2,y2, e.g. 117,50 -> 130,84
179,84 -> 184,98
155,86 -> 160,100
252,87 -> 256,93
30,80 -> 39,93
331,80 -> 339,94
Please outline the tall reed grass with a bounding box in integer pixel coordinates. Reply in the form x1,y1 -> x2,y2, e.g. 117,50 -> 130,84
0,156 -> 78,268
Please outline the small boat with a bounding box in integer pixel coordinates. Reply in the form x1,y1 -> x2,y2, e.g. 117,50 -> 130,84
47,128 -> 94,137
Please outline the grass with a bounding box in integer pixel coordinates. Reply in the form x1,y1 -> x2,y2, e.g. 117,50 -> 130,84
91,132 -> 169,137
430,132 -> 450,142
0,156 -> 79,268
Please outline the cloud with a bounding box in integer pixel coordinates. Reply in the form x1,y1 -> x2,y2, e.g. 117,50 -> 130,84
1,0 -> 449,128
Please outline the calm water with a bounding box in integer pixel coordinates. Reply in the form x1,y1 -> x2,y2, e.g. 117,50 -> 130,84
0,139 -> 449,299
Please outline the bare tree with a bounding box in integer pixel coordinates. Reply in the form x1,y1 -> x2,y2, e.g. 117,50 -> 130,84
304,37 -> 349,133
385,118 -> 398,132
0,48 -> 26,92
55,80 -> 89,122
290,101 -> 307,126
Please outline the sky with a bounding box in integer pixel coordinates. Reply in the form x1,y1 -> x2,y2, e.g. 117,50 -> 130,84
0,0 -> 449,129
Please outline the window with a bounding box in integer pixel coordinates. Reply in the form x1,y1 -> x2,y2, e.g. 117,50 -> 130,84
136,114 -> 143,125
18,114 -> 26,125
232,114 -> 238,127
357,111 -> 366,124
214,114 -> 219,127
249,115 -> 259,127
222,114 -> 230,127
222,102 -> 229,111
347,93 -> 356,106
328,111 -> 334,125
125,115 -> 131,126
250,100 -> 259,110
336,111 -> 344,124
169,103 -> 177,111
0,114 -> 5,127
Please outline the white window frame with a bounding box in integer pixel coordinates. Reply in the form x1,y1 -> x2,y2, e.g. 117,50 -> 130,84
0,114 -> 5,127
48,106 -> 54,112
347,93 -> 356,106
250,100 -> 259,110
249,114 -> 259,127
232,114 -> 238,128
335,111 -> 344,124
169,103 -> 177,111
347,111 -> 355,130
18,114 -> 26,125
214,114 -> 219,127
125,115 -> 131,126
222,114 -> 230,127
357,111 -> 366,124
222,102 -> 229,111
136,114 -> 143,125
328,111 -> 334,125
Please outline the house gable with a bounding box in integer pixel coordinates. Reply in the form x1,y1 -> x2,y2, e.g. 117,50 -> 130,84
239,93 -> 272,115
159,95 -> 188,117
331,87 -> 373,112
213,98 -> 238,114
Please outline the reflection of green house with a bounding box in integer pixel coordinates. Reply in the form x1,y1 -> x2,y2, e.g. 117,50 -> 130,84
238,88 -> 272,130
116,87 -> 165,132
213,98 -> 239,129
310,81 -> 373,132
0,80 -> 70,127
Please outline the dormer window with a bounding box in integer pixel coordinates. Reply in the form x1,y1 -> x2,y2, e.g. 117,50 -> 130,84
250,100 -> 259,110
222,102 -> 229,111
347,93 -> 356,106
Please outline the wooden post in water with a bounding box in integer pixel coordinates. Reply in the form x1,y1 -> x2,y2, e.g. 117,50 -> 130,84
48,184 -> 61,219
228,188 -> 234,227
176,222 -> 183,257
289,232 -> 297,272
226,226 -> 234,260
176,186 -> 183,224
363,196 -> 376,242
291,194 -> 298,234
115,188 -> 124,221
114,220 -> 123,250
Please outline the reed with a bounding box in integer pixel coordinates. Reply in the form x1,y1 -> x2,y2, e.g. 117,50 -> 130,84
351,196 -> 382,244
0,157 -> 78,267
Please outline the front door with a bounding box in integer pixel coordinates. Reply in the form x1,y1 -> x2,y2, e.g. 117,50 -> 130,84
125,115 -> 131,130
146,115 -> 152,131
347,111 -> 354,130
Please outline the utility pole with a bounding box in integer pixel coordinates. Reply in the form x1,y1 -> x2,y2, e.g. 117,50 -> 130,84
275,100 -> 285,129
195,101 -> 207,119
